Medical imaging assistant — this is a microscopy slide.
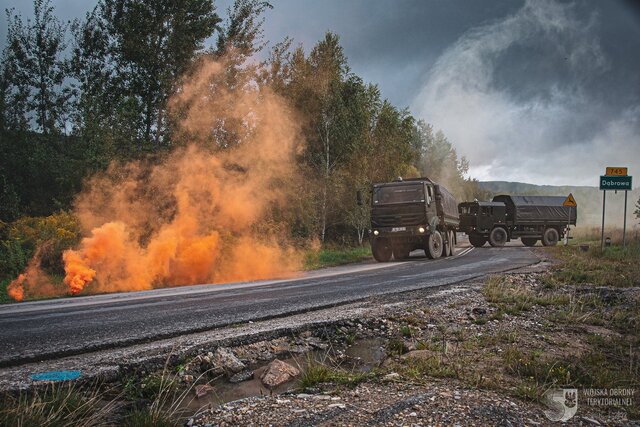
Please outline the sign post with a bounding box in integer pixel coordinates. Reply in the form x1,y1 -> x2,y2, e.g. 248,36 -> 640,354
599,169 -> 632,250
563,193 -> 577,246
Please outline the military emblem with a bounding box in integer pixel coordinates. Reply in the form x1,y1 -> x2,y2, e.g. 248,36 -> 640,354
544,388 -> 578,421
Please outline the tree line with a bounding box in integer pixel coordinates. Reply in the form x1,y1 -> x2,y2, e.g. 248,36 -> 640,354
0,0 -> 486,245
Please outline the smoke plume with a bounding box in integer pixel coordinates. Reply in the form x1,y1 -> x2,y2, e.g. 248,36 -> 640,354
7,244 -> 58,301
60,56 -> 303,296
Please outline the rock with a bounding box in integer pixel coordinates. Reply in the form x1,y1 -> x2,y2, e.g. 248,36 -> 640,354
312,394 -> 331,400
471,307 -> 487,316
229,369 -> 254,383
328,403 -> 346,409
260,359 -> 300,388
213,347 -> 246,374
403,340 -> 416,352
383,372 -> 401,381
195,384 -> 215,398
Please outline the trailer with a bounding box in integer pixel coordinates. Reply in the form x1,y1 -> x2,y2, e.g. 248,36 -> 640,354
458,195 -> 577,247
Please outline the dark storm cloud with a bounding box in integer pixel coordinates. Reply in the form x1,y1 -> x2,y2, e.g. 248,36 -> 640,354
2,0 -> 639,185
412,0 -> 640,185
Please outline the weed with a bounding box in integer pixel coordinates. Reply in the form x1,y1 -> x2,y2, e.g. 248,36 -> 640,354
400,325 -> 412,338
299,361 -> 376,389
0,382 -> 120,426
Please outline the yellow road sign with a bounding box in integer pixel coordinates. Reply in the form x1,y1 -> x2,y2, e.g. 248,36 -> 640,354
606,167 -> 628,176
563,193 -> 577,207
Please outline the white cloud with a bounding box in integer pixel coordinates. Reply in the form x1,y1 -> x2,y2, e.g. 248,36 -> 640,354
412,0 -> 640,186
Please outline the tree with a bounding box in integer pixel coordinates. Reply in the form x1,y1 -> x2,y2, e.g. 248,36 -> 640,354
71,0 -> 221,152
635,196 -> 640,223
215,0 -> 272,58
2,0 -> 70,134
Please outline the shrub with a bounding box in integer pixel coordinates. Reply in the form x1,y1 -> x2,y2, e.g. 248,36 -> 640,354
7,211 -> 81,275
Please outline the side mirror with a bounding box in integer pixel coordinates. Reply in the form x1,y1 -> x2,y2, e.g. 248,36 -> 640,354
356,190 -> 363,206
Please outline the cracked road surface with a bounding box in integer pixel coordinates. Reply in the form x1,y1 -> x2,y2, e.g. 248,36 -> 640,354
0,243 -> 539,367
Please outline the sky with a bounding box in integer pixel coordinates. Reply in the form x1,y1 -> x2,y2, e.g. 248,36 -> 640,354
1,0 -> 639,187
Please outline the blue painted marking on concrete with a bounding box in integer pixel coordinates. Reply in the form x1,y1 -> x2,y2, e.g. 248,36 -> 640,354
31,370 -> 81,381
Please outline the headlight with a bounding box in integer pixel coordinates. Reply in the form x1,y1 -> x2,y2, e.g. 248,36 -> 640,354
373,230 -> 379,236
418,227 -> 425,233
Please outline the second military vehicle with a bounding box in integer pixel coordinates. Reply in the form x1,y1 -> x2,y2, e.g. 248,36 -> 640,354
360,177 -> 459,262
458,195 -> 577,247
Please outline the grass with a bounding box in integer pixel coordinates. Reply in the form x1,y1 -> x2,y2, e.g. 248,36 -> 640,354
0,278 -> 10,303
299,361 -> 377,389
482,275 -> 569,316
546,242 -> 640,288
472,241 -> 640,411
0,359 -> 197,426
0,382 -> 121,426
304,244 -> 372,270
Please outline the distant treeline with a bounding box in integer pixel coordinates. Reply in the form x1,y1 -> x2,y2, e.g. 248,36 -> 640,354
0,0 -> 486,245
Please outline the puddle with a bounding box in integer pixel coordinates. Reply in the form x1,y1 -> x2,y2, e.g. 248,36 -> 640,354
343,338 -> 387,371
179,337 -> 388,411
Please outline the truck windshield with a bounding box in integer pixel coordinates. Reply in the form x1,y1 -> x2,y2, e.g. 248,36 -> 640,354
459,205 -> 477,215
373,185 -> 424,204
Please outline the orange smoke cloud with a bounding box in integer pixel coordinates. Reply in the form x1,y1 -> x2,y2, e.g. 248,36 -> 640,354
7,274 -> 25,302
7,244 -> 60,301
62,55 -> 303,295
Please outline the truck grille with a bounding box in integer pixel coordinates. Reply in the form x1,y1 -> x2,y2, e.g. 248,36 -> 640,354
371,205 -> 426,227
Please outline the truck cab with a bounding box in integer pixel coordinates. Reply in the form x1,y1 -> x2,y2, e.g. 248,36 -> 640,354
458,201 -> 507,247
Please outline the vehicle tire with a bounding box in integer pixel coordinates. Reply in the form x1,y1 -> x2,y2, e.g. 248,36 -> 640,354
542,228 -> 559,246
449,230 -> 455,256
469,234 -> 486,248
441,230 -> 450,258
372,238 -> 392,262
393,244 -> 411,260
489,227 -> 508,247
521,237 -> 538,247
426,231 -> 443,259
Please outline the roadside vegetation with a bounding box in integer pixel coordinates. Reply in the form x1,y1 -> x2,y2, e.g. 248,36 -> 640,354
303,244 -> 373,270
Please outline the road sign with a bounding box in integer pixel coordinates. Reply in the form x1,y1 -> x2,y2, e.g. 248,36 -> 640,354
600,175 -> 632,191
563,193 -> 577,207
605,167 -> 628,176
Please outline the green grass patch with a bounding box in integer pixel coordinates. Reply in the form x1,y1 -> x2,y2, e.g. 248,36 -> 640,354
299,362 -> 377,389
304,245 -> 372,270
482,276 -> 569,316
547,243 -> 640,288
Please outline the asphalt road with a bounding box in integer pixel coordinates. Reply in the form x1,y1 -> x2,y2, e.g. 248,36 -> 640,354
0,243 -> 539,367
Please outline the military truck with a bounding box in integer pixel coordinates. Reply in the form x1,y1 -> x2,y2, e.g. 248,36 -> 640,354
458,195 -> 577,248
359,177 -> 460,262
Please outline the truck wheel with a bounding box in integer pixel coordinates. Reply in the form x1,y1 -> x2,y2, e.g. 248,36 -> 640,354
426,231 -> 443,259
469,234 -> 486,248
393,244 -> 411,260
521,237 -> 538,247
542,228 -> 559,246
489,227 -> 507,247
372,238 -> 392,262
448,230 -> 455,256
441,231 -> 449,258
